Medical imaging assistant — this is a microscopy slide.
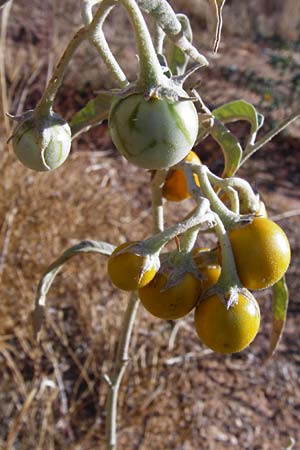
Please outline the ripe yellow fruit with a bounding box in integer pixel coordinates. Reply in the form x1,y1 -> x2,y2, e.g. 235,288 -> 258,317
107,242 -> 158,291
193,248 -> 221,293
162,150 -> 200,202
229,217 -> 291,290
194,293 -> 260,353
139,271 -> 201,320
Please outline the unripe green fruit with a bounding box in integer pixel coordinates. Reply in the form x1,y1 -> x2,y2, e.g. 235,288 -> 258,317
12,111 -> 71,172
108,93 -> 199,169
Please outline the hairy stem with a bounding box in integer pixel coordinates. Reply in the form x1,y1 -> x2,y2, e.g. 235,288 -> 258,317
153,22 -> 165,55
213,213 -> 240,289
35,27 -> 87,117
105,292 -> 139,450
86,0 -> 129,87
145,197 -> 212,251
180,225 -> 200,253
36,0 -> 127,117
104,170 -> 166,449
151,170 -> 167,233
194,165 -> 238,229
119,0 -> 166,91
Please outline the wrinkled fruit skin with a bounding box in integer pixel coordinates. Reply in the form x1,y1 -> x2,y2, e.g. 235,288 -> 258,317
107,242 -> 157,291
194,293 -> 260,354
108,93 -> 199,170
13,112 -> 71,172
162,150 -> 201,202
229,217 -> 291,290
138,271 -> 201,320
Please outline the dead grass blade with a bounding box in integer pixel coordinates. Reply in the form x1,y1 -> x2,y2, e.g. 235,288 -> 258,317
0,205 -> 17,283
0,0 -> 13,136
3,386 -> 37,450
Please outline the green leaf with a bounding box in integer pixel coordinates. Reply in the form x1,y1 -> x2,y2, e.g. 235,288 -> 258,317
267,276 -> 289,359
70,93 -> 113,139
213,99 -> 259,136
209,119 -> 242,177
257,112 -> 265,130
32,240 -> 115,339
166,14 -> 192,76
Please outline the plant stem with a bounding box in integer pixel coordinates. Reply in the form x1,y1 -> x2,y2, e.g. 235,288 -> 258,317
153,21 -> 165,55
86,0 -> 129,87
213,213 -> 240,289
36,0 -> 128,117
105,291 -> 139,450
145,197 -> 212,251
119,0 -> 166,91
207,170 -> 258,213
104,168 -> 166,449
180,225 -> 200,253
35,27 -> 88,117
151,170 -> 167,233
194,165 -> 238,229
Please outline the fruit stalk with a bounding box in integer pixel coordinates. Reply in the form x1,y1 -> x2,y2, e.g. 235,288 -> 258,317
195,165 -> 238,229
151,170 -> 167,233
145,197 -> 212,252
119,0 -> 166,91
212,212 -> 241,292
35,27 -> 88,117
84,0 -> 129,87
36,0 -> 123,117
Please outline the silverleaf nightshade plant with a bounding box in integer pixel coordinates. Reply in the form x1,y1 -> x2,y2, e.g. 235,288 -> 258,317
9,1 -> 300,449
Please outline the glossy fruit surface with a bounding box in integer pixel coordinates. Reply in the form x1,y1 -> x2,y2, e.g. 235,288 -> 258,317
162,150 -> 201,201
229,217 -> 291,290
12,112 -> 71,171
194,293 -> 260,353
138,271 -> 201,320
107,242 -> 157,291
108,93 -> 198,170
193,248 -> 221,293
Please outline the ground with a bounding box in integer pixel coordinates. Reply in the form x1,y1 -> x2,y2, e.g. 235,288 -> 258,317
0,2 -> 300,449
